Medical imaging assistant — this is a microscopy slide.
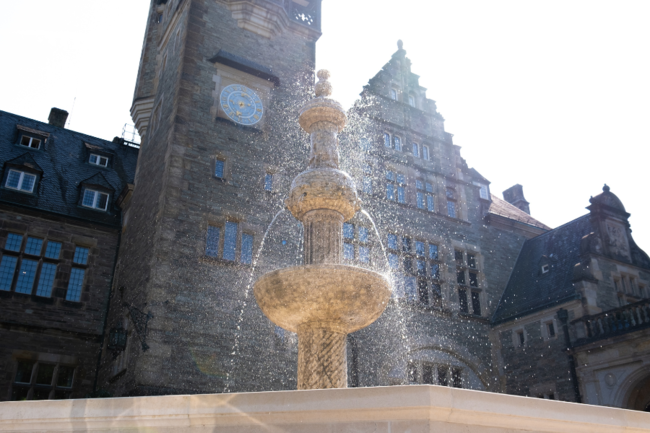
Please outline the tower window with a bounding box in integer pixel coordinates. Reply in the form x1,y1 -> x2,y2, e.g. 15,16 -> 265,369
427,195 -> 434,212
343,223 -> 354,239
0,256 -> 18,291
223,222 -> 238,261
458,288 -> 468,313
343,243 -> 354,260
471,290 -> 481,315
452,368 -> 462,388
6,170 -> 36,193
214,159 -> 225,179
362,177 -> 372,194
36,263 -> 57,298
438,366 -> 448,386
547,322 -> 555,338
264,173 -> 273,191
89,154 -> 109,167
205,225 -> 220,258
412,143 -> 419,158
390,89 -> 398,100
393,135 -> 401,151
516,330 -> 525,347
422,145 -> 429,161
387,234 -> 397,250
447,201 -> 457,218
384,132 -> 391,148
359,137 -> 371,151
408,95 -> 415,107
241,233 -> 253,264
20,136 -> 41,149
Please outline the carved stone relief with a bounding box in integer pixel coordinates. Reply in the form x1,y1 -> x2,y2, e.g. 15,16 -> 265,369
606,220 -> 630,260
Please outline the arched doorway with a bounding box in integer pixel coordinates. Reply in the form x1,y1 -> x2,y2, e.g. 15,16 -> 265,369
625,373 -> 650,411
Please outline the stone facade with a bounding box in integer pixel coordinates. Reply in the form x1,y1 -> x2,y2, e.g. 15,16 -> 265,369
0,108 -> 138,401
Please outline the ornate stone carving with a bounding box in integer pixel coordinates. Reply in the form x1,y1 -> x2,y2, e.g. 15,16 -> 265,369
606,220 -> 630,260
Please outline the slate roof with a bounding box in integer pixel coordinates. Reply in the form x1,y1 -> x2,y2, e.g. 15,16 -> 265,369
488,194 -> 551,230
0,110 -> 138,227
492,214 -> 594,324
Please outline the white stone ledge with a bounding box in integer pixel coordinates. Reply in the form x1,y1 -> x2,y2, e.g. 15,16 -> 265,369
1,385 -> 649,432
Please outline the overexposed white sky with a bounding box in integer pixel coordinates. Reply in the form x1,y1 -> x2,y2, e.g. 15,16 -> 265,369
1,1 -> 649,251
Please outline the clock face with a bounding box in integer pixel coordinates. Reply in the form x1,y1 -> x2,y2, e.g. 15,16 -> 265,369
220,84 -> 264,125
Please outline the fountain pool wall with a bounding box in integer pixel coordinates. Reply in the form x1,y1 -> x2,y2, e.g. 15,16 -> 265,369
1,385 -> 649,432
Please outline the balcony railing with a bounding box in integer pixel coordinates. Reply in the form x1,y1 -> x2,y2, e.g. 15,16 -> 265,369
572,299 -> 650,346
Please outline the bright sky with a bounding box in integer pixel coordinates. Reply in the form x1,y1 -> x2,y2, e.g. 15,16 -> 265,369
1,1 -> 649,251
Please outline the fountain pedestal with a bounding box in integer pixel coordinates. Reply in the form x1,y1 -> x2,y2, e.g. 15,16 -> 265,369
253,70 -> 391,389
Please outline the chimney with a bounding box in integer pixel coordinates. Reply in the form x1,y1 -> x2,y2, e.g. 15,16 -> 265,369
48,108 -> 69,128
503,184 -> 531,215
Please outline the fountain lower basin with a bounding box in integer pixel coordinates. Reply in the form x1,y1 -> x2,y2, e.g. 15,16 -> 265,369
254,264 -> 391,334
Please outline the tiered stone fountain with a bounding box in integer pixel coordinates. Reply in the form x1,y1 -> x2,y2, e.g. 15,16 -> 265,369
254,70 -> 391,389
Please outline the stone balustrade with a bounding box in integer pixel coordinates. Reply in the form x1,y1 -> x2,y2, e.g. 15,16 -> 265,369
573,299 -> 650,345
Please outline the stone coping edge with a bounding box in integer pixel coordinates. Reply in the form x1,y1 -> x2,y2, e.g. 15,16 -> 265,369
0,385 -> 648,432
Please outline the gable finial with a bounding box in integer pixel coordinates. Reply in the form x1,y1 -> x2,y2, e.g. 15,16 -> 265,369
397,39 -> 404,50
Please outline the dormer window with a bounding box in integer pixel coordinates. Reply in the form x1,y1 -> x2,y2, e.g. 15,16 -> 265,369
20,136 -> 41,149
541,264 -> 550,274
5,170 -> 36,193
82,189 -> 109,211
89,154 -> 109,167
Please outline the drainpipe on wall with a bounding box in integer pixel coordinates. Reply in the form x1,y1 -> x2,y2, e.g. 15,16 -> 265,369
557,308 -> 582,403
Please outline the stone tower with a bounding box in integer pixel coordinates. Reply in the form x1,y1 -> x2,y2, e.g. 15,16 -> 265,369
99,0 -> 322,396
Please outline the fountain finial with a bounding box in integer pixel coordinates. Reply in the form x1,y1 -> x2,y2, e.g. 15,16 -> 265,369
315,69 -> 332,97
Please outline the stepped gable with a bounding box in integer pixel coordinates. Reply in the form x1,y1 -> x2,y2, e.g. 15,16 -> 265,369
488,194 -> 550,230
492,214 -> 593,324
0,110 -> 138,226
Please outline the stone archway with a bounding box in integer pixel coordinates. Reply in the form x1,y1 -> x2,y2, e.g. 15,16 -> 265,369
625,373 -> 650,412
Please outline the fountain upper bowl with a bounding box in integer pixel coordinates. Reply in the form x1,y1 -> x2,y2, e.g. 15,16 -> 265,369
253,264 -> 391,334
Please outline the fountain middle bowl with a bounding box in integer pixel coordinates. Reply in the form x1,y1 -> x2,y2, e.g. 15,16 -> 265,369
253,264 -> 391,334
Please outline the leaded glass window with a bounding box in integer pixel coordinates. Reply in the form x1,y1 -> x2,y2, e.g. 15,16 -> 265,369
387,234 -> 397,250
241,233 -> 253,264
24,238 -> 43,256
15,259 -> 38,294
359,246 -> 369,263
206,225 -> 220,257
343,223 -> 354,239
36,263 -> 57,297
5,234 -> 23,252
0,256 -> 18,291
44,242 -> 61,259
66,268 -> 85,302
73,247 -> 89,265
223,222 -> 238,261
358,227 -> 368,243
214,159 -> 225,178
343,243 -> 354,260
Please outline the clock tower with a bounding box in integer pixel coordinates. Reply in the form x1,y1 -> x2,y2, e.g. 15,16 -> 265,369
100,0 -> 322,396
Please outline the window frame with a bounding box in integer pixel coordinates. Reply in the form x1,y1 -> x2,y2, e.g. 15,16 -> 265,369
81,188 -> 110,211
1,234 -> 63,298
11,359 -> 75,401
5,169 -> 37,193
89,154 -> 109,167
19,135 -> 42,150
